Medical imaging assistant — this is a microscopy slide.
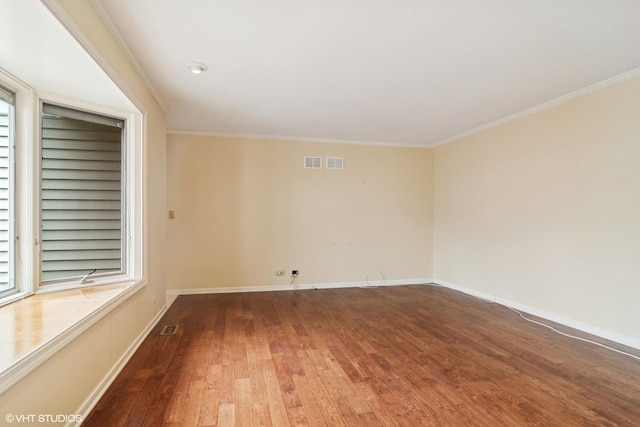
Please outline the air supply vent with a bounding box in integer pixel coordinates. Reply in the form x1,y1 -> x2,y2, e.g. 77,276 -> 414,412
304,156 -> 322,169
160,325 -> 178,335
326,157 -> 344,170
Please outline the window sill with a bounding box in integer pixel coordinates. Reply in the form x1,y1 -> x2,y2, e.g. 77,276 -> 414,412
0,280 -> 145,394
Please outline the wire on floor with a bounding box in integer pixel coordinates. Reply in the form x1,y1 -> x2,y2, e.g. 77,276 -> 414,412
424,282 -> 640,362
362,270 -> 384,288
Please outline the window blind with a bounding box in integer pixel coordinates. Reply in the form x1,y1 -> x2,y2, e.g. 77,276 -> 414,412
0,84 -> 15,105
41,104 -> 124,282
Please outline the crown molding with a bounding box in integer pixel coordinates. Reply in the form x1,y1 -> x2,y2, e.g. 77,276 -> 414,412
432,67 -> 640,147
89,0 -> 168,114
166,129 -> 431,148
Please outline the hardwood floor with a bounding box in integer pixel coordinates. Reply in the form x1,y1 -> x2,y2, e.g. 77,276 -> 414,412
84,285 -> 640,426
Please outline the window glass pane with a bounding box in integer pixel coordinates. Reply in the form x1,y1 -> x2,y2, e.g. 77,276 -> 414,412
41,104 -> 124,283
0,97 -> 14,293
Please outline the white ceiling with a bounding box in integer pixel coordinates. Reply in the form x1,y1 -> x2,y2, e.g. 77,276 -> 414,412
93,0 -> 640,147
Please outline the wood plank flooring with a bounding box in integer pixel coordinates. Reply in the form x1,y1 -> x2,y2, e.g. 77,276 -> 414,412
83,285 -> 640,426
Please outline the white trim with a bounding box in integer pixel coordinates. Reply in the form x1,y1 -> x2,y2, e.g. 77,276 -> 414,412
432,279 -> 640,351
89,0 -> 168,114
166,129 -> 430,148
0,68 -> 36,306
35,3 -> 149,298
432,67 -> 640,147
0,291 -> 31,308
431,279 -> 497,303
135,112 -> 148,285
35,275 -> 132,295
72,302 -> 169,426
37,91 -> 132,122
166,278 -> 435,298
34,92 -> 145,293
0,280 -> 146,394
41,0 -> 152,115
164,67 -> 640,150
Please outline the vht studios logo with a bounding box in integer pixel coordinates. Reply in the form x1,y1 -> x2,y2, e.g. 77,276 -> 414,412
5,414 -> 83,423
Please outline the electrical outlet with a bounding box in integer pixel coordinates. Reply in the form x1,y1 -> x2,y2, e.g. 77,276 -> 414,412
276,270 -> 285,276
292,270 -> 299,276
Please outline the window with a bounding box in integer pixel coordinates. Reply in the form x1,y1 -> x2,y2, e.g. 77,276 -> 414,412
40,103 -> 125,285
0,68 -> 143,308
0,85 -> 15,298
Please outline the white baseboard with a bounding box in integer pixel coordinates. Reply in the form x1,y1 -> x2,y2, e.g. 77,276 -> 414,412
433,279 -> 640,351
168,278 -> 640,351
166,277 -> 435,298
72,304 -> 169,426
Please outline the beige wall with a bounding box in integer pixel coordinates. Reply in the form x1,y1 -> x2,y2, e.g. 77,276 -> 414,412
434,75 -> 640,341
0,0 -> 167,420
167,135 -> 433,289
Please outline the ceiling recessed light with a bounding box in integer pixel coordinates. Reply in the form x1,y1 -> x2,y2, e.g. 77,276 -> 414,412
186,62 -> 208,74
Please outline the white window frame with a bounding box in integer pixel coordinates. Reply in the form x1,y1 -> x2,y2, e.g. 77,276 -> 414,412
0,71 -> 145,306
0,84 -> 17,299
34,93 -> 144,294
0,69 -> 36,306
